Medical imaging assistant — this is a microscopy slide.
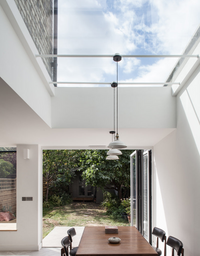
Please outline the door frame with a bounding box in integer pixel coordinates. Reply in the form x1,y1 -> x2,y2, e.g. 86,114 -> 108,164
130,149 -> 152,243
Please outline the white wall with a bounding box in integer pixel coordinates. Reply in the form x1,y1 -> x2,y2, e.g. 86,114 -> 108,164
153,61 -> 200,255
52,87 -> 176,129
0,2 -> 54,127
0,145 -> 43,250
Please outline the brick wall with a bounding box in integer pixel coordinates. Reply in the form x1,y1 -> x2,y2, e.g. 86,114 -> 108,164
14,0 -> 54,79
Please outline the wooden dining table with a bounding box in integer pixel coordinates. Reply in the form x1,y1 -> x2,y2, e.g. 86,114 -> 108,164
76,226 -> 157,256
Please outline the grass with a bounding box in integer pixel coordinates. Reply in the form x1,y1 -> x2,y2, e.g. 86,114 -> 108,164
43,202 -> 129,238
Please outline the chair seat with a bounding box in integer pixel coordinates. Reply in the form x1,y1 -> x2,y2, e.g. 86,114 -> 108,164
152,246 -> 162,255
70,246 -> 78,256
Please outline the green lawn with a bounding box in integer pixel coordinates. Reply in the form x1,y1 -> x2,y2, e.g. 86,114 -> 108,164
43,202 -> 129,238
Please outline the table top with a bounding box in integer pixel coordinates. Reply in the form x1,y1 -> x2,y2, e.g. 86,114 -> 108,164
76,226 -> 157,256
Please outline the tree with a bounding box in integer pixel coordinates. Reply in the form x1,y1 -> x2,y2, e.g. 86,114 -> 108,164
80,150 -> 133,199
43,150 -> 81,202
0,159 -> 14,178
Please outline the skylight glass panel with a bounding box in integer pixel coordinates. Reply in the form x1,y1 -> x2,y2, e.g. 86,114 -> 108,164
56,0 -> 200,87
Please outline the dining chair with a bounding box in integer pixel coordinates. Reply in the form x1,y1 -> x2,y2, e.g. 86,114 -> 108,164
152,227 -> 166,256
166,236 -> 184,256
67,228 -> 78,255
61,236 -> 70,256
61,235 -> 77,256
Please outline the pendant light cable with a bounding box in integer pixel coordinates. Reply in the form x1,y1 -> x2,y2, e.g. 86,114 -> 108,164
108,54 -> 127,149
114,80 -> 116,135
116,61 -> 119,137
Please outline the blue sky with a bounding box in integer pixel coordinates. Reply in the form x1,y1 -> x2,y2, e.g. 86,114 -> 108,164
57,0 -> 200,87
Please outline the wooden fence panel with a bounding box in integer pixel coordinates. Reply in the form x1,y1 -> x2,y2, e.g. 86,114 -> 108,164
0,178 -> 16,214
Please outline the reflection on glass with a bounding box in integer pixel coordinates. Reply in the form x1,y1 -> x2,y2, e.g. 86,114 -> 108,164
143,153 -> 149,240
132,155 -> 136,226
0,147 -> 17,226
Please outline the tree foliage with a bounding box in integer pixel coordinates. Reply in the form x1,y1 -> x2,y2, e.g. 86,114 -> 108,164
43,150 -> 82,202
79,150 -> 132,199
0,159 -> 14,178
43,149 -> 133,202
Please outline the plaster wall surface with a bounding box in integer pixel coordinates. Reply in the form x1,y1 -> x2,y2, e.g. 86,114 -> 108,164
153,61 -> 200,255
52,87 -> 176,129
0,145 -> 42,250
0,3 -> 52,127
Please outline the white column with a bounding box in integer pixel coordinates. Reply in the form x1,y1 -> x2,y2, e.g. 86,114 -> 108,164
0,144 -> 43,250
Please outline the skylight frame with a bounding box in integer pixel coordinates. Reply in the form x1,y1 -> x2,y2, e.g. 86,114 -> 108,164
35,54 -> 199,87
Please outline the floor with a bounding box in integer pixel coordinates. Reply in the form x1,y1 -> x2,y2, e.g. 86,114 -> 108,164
0,248 -> 61,256
42,226 -> 84,247
0,227 -> 84,256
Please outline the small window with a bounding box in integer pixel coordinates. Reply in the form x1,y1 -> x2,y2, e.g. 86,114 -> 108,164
0,147 -> 17,230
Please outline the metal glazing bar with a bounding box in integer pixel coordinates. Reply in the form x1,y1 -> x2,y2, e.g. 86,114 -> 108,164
49,82 -> 110,84
49,81 -> 180,85
36,54 -> 199,58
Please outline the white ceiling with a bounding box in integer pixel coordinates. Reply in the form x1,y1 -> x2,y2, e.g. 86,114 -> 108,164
0,78 -> 174,149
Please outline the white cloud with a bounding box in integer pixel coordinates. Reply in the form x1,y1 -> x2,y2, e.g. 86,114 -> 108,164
57,0 -> 200,86
121,58 -> 178,85
123,58 -> 141,74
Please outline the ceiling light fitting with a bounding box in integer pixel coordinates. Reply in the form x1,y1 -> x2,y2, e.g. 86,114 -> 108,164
106,131 -> 120,160
106,155 -> 119,160
107,132 -> 122,155
107,148 -> 122,156
108,54 -> 127,150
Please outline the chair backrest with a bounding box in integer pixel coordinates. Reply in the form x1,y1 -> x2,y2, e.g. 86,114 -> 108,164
67,227 -> 76,243
61,236 -> 71,256
152,227 -> 166,242
166,236 -> 184,256
152,227 -> 166,256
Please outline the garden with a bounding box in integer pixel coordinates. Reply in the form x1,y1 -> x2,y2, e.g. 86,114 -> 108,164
43,150 -> 133,238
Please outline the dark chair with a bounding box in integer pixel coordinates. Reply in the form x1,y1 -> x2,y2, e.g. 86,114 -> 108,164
61,236 -> 70,256
67,228 -> 78,255
61,235 -> 77,256
152,227 -> 166,256
166,236 -> 184,256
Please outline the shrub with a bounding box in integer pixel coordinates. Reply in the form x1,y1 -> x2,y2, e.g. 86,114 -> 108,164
101,191 -> 120,212
50,195 -> 62,207
43,201 -> 50,208
101,191 -> 128,222
121,198 -> 130,215
60,193 -> 72,205
48,193 -> 72,207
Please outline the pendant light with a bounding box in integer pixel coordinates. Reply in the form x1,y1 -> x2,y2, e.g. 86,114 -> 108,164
107,131 -> 122,156
107,148 -> 122,155
106,89 -> 121,160
106,155 -> 119,160
108,54 -> 127,149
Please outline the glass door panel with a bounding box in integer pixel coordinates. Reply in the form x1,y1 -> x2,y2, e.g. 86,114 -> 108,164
130,150 -> 152,243
142,151 -> 149,240
130,151 -> 137,227
142,150 -> 152,243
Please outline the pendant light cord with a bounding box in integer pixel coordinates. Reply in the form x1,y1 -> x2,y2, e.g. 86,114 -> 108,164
114,81 -> 115,138
116,61 -> 119,136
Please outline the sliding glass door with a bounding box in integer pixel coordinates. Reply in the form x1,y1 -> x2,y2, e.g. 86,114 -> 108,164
130,151 -> 137,227
130,150 -> 152,243
142,150 -> 152,243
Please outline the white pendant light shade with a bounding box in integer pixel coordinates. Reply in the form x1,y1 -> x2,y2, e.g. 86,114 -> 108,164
106,155 -> 119,160
108,138 -> 127,149
107,148 -> 122,156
